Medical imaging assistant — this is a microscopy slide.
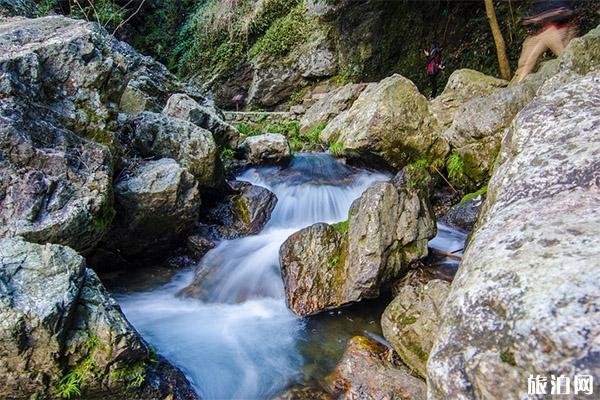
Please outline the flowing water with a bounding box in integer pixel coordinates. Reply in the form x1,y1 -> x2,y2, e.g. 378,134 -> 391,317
114,154 -> 466,399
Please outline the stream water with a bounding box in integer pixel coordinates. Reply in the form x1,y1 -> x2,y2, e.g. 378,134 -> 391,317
114,153 -> 466,400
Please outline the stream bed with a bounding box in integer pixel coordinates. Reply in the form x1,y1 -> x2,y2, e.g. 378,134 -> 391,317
113,154 -> 466,399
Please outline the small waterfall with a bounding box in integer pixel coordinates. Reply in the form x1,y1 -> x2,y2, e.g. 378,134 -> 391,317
117,154 -> 389,399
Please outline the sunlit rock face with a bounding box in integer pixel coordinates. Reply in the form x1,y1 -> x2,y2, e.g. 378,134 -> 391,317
428,72 -> 600,399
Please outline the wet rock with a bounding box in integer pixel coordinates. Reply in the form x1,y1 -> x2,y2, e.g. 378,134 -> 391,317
187,234 -> 216,259
327,336 -> 427,400
382,278 -> 450,378
430,69 -> 508,131
272,386 -> 333,400
163,93 -> 240,148
125,112 -> 223,188
280,179 -> 435,316
280,223 -> 347,316
300,83 -> 369,134
428,73 -> 600,399
247,65 -> 304,108
105,158 -> 201,258
202,181 -> 277,239
241,133 -> 292,165
441,195 -> 485,231
0,99 -> 113,254
0,237 -> 197,399
320,74 -> 448,169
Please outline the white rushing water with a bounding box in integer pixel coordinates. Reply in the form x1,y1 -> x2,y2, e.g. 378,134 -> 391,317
116,154 -> 467,399
117,154 -> 389,399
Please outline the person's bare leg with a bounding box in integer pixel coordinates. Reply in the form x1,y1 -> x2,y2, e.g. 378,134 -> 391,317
544,26 -> 567,56
514,33 -> 547,83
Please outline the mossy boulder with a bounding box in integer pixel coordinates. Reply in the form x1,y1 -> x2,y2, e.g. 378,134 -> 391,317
0,237 -> 197,399
381,278 -> 450,378
320,74 -> 448,170
279,177 -> 436,316
201,180 -> 278,240
326,336 -> 427,400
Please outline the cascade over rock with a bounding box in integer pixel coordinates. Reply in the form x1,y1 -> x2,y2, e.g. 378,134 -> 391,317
0,237 -> 197,400
320,74 -> 448,169
428,72 -> 600,399
280,171 -> 436,316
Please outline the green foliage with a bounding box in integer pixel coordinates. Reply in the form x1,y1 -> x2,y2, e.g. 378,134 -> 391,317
37,0 -> 57,16
405,158 -> 433,190
500,350 -> 517,366
54,334 -> 100,399
460,185 -> 488,205
249,5 -> 311,59
328,142 -> 344,157
446,151 -> 465,183
305,123 -> 327,144
328,254 -> 341,268
237,122 -> 262,137
111,362 -> 146,389
220,147 -> 236,160
248,0 -> 300,39
70,0 -> 127,28
332,219 -> 349,235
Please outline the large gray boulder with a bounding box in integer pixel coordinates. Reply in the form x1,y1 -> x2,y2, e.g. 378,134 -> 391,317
126,112 -> 223,188
241,133 -> 291,165
430,69 -> 508,131
280,178 -> 436,316
320,74 -> 448,169
382,278 -> 450,379
0,99 -> 114,254
327,336 -> 427,400
428,73 -> 600,399
0,237 -> 197,399
163,93 -> 240,148
300,83 -> 369,134
106,158 -> 201,258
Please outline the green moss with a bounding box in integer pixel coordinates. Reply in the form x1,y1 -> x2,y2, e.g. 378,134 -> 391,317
249,5 -> 311,59
237,123 -> 262,137
446,151 -> 465,182
220,147 -> 236,160
328,255 -> 340,269
305,122 -> 327,144
328,142 -> 344,157
332,220 -> 349,235
400,315 -> 417,325
54,334 -> 100,399
93,198 -> 116,232
459,185 -> 488,205
233,196 -> 251,226
111,361 -> 146,389
500,350 -> 517,366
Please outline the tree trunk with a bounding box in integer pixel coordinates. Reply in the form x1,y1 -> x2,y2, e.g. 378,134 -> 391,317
484,0 -> 512,80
